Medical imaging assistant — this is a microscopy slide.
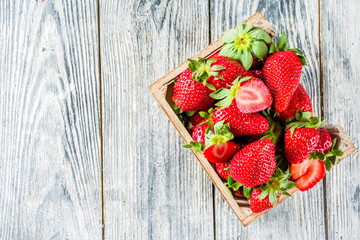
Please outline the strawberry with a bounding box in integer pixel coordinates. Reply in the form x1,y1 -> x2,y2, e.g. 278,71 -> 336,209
212,102 -> 268,136
277,84 -> 313,122
248,168 -> 296,213
263,32 -> 306,112
230,139 -> 276,188
290,158 -> 326,191
205,52 -> 255,89
203,121 -> 240,163
192,120 -> 210,145
233,188 -> 245,197
215,161 -> 231,180
315,127 -> 332,154
285,111 -> 323,164
250,189 -> 280,213
220,21 -> 272,70
172,68 -> 214,111
188,111 -> 206,129
210,76 -> 272,113
251,69 -> 263,79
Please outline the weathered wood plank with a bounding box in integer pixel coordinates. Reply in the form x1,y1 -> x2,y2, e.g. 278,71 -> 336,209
211,0 -> 325,238
321,0 -> 360,239
100,0 -> 214,239
0,0 -> 101,239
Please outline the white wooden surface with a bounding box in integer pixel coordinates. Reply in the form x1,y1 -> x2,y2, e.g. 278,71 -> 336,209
0,0 -> 359,239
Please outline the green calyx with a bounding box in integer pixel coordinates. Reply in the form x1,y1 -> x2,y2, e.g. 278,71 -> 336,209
261,110 -> 283,145
286,110 -> 325,135
205,120 -> 234,147
183,141 -> 205,153
225,175 -> 243,194
309,138 -> 344,171
188,57 -> 226,91
173,102 -> 197,129
220,21 -> 272,70
258,168 -> 296,206
209,76 -> 252,110
198,108 -> 215,127
268,31 -> 307,66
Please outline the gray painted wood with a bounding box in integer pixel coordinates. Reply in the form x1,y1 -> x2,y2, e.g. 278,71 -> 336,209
211,1 -> 326,239
100,0 -> 214,239
0,0 -> 102,239
321,0 -> 360,239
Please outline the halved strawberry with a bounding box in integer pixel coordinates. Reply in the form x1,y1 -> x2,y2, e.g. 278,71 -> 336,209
290,158 -> 326,191
210,76 -> 272,113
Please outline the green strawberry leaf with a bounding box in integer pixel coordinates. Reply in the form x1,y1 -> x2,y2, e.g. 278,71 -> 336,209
332,149 -> 344,156
259,188 -> 269,201
269,42 -> 275,53
209,88 -> 230,100
221,29 -> 237,43
248,27 -> 272,43
250,41 -> 268,60
241,49 -> 253,70
277,31 -> 288,51
232,182 -> 242,191
324,159 -> 332,171
243,187 -> 252,199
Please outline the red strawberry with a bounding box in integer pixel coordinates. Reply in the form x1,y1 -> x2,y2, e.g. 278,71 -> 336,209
219,21 -> 272,70
290,158 -> 326,191
212,102 -> 268,136
203,121 -> 240,163
315,128 -> 332,154
263,32 -> 306,112
192,120 -> 210,145
285,127 -> 320,164
189,111 -> 206,129
172,69 -> 214,111
206,52 -> 254,89
210,76 -> 272,114
250,189 -> 280,213
230,139 -> 276,187
277,84 -> 313,122
215,161 -> 231,180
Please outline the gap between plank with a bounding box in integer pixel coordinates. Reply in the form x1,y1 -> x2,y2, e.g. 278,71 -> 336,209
318,1 -> 328,240
96,0 -> 105,239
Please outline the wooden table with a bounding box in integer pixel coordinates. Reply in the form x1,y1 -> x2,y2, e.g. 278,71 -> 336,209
0,0 -> 359,239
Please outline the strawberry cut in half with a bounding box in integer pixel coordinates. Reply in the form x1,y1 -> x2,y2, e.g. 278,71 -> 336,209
290,158 -> 326,191
203,121 -> 240,163
210,76 -> 272,113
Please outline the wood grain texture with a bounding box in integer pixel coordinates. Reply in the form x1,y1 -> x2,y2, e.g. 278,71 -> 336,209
321,0 -> 360,239
0,0 -> 101,239
100,0 -> 214,239
210,0 -> 325,238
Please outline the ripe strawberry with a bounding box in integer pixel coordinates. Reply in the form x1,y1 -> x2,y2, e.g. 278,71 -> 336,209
230,139 -> 276,187
277,84 -> 313,122
215,161 -> 231,180
210,76 -> 272,113
192,120 -> 210,145
220,21 -> 272,70
249,168 -> 295,213
263,32 -> 306,112
203,121 -> 240,163
188,111 -> 206,129
315,127 -> 332,154
285,112 -> 322,164
290,158 -> 326,191
250,189 -> 280,213
172,68 -> 214,111
205,52 -> 254,89
212,102 -> 268,136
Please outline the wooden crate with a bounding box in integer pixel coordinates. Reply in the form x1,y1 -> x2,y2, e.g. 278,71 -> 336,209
148,12 -> 357,226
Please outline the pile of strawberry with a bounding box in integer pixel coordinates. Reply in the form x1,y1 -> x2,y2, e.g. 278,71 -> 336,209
173,22 -> 344,213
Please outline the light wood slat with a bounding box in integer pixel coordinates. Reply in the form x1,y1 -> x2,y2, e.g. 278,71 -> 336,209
211,0 -> 325,238
0,0 -> 101,239
321,1 -> 360,239
100,0 -> 214,239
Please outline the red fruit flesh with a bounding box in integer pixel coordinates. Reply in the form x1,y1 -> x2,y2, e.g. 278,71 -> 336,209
278,84 -> 313,121
315,127 -> 332,154
230,139 -> 276,188
285,127 -> 320,164
172,69 -> 215,111
235,78 -> 273,113
212,102 -> 268,136
290,158 -> 326,191
263,50 -> 302,112
250,189 -> 280,213
207,52 -> 255,90
203,141 -> 240,163
192,120 -> 210,145
215,161 -> 231,180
